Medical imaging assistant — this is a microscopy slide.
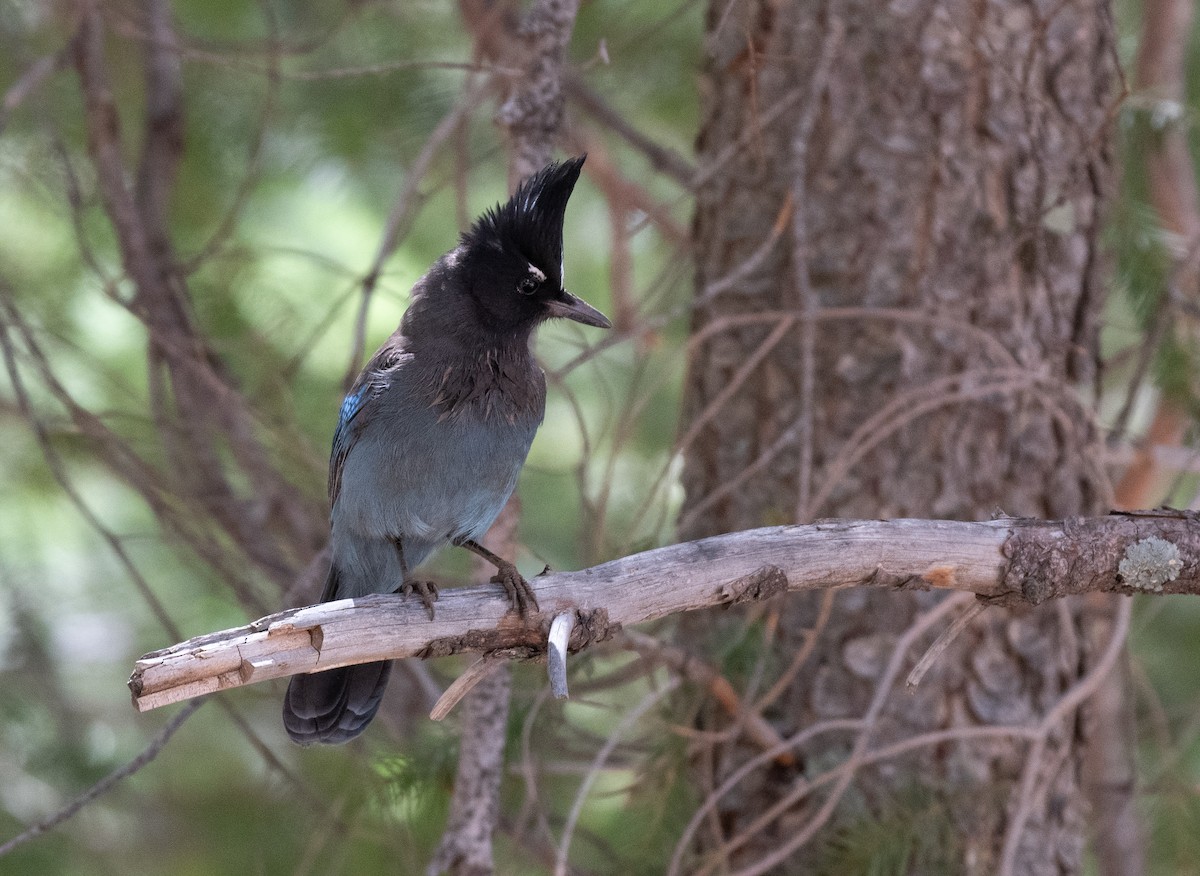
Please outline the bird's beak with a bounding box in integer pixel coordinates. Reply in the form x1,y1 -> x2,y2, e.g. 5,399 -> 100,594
545,290 -> 612,329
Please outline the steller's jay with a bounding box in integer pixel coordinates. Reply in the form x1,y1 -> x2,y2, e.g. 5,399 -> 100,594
282,156 -> 610,745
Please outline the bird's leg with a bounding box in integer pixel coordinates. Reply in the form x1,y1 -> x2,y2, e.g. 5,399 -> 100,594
456,538 -> 540,616
392,537 -> 438,620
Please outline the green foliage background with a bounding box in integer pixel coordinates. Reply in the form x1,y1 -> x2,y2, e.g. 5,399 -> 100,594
0,1 -> 1198,874
1,3 -> 700,873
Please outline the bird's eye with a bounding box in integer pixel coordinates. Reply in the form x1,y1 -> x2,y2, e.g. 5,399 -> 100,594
517,276 -> 539,296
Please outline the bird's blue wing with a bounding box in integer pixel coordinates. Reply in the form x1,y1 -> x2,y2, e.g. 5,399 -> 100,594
328,344 -> 408,504
328,386 -> 367,492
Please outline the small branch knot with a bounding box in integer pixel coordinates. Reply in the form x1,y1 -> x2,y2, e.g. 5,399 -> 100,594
568,607 -> 617,650
721,565 -> 789,606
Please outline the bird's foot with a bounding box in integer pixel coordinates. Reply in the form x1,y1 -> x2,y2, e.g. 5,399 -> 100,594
491,560 -> 539,616
398,579 -> 439,620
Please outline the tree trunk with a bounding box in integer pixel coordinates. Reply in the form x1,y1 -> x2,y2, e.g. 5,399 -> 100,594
680,0 -> 1117,872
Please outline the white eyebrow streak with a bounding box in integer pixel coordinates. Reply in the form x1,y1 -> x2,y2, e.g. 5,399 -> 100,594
527,264 -> 546,282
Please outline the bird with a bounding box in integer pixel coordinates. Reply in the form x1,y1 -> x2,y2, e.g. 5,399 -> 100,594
282,156 -> 610,746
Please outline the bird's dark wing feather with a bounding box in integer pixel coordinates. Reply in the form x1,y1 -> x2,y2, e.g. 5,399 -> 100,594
328,342 -> 410,504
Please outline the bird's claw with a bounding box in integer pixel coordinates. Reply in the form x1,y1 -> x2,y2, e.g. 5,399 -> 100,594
398,579 -> 439,620
491,560 -> 539,616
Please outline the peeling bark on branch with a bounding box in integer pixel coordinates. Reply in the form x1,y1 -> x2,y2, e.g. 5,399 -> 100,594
130,511 -> 1200,712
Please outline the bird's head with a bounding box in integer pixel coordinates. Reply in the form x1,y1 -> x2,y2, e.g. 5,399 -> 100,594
454,155 -> 611,337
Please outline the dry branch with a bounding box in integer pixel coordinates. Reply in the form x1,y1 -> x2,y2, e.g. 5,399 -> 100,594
129,511 -> 1200,712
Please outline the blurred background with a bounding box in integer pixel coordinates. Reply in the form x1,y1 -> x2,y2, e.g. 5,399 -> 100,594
1,3 -> 697,873
1,0 -> 1199,874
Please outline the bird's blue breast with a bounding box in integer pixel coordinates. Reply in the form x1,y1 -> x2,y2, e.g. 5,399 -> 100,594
332,366 -> 544,559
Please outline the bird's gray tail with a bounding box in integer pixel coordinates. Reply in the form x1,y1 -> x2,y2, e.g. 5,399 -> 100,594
281,565 -> 392,745
282,661 -> 391,745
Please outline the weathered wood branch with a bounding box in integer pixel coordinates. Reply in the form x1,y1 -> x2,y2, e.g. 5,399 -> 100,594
129,511 -> 1200,712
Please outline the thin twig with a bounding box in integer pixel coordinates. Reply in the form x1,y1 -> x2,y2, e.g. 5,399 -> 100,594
0,699 -> 203,858
564,73 -> 695,185
347,77 -> 493,388
906,600 -> 986,687
0,48 -> 69,136
790,15 -> 844,523
430,653 -> 507,721
998,597 -> 1134,876
554,679 -> 679,876
687,594 -> 971,876
623,630 -> 794,765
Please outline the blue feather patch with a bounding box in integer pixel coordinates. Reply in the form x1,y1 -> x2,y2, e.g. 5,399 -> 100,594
327,351 -> 407,503
338,387 -> 367,429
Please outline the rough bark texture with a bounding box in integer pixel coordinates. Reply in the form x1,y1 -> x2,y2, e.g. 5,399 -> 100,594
681,0 -> 1117,873
427,653 -> 512,876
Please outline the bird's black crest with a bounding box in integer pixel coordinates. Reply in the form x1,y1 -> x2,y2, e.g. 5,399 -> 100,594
462,156 -> 586,284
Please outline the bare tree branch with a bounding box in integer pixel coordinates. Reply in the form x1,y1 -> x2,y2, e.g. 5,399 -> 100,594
349,76 -> 492,387
622,629 -> 794,766
130,511 -> 1200,711
426,662 -> 512,876
999,597 -> 1134,876
428,500 -> 522,875
0,47 -> 69,136
72,0 -> 322,593
564,73 -> 695,185
495,0 -> 580,180
554,678 -> 679,876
